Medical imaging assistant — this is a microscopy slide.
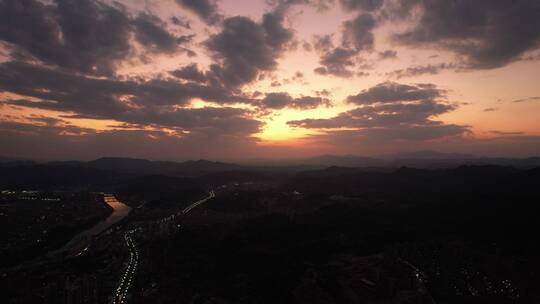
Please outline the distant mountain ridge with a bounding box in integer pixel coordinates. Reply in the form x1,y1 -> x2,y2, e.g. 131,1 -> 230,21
1,154 -> 539,191
284,151 -> 538,169
383,150 -> 479,160
301,154 -> 384,167
1,151 -> 540,174
49,157 -> 244,177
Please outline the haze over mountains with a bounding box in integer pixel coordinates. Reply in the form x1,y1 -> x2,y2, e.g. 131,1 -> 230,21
1,150 -> 539,192
2,150 -> 539,176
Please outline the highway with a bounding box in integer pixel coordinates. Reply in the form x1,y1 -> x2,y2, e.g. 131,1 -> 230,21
113,229 -> 139,304
182,190 -> 215,214
110,191 -> 214,303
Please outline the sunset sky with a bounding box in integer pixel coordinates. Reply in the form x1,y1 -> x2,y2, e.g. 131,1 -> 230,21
1,0 -> 539,160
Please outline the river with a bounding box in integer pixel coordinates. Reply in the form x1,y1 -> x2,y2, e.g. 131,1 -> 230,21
52,193 -> 131,255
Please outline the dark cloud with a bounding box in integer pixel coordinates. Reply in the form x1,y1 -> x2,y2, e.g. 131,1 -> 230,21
490,130 -> 524,136
288,81 -> 466,143
289,123 -> 467,145
0,62 -> 262,135
289,99 -> 456,128
27,115 -> 65,127
312,34 -> 334,52
313,13 -> 376,78
302,41 -> 313,52
483,107 -> 498,112
171,16 -> 191,29
266,0 -> 314,14
0,0 -> 186,76
1,120 -> 84,139
132,13 -> 181,53
205,17 -> 274,88
261,92 -> 293,109
170,64 -> 208,83
262,12 -> 294,51
314,0 -> 336,11
356,71 -> 369,77
354,71 -> 368,77
261,93 -> 331,109
324,124 -> 466,142
284,71 -> 305,84
4,102 -> 261,140
378,49 -> 397,59
314,47 -> 357,77
0,121 -> 263,161
0,0 -> 130,75
386,63 -> 455,79
389,0 -> 540,69
205,14 -> 294,88
176,34 -> 196,45
147,107 -> 262,136
314,89 -> 332,97
175,0 -> 222,25
254,127 -> 539,157
53,0 -> 135,73
347,82 -> 443,105
0,61 -> 229,108
292,96 -> 332,109
512,97 -> 540,103
267,0 -> 337,13
342,13 -> 376,51
339,0 -> 385,12
0,62 -> 129,116
0,0 -> 62,65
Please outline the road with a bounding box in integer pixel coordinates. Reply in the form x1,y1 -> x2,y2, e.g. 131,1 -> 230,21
182,190 -> 215,214
398,258 -> 437,304
110,191 -> 214,304
113,229 -> 139,304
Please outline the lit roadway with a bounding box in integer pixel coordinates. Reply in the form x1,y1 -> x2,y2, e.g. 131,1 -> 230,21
398,258 -> 437,304
113,229 -> 139,304
182,190 -> 215,214
111,191 -> 215,304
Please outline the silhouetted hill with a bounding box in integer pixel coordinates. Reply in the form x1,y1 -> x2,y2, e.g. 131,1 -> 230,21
293,166 -> 369,179
87,157 -> 169,174
136,162 -> 540,304
385,150 -> 478,160
295,151 -> 540,169
0,156 -> 30,162
172,159 -> 244,176
285,165 -> 540,196
0,156 -> 36,166
198,170 -> 280,187
115,175 -> 206,207
0,165 -> 120,189
50,157 -> 244,177
301,155 -> 384,167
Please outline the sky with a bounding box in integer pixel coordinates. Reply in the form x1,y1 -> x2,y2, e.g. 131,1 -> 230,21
0,0 -> 539,161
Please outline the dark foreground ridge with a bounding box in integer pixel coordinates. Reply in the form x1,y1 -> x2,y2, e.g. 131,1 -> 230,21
1,158 -> 539,303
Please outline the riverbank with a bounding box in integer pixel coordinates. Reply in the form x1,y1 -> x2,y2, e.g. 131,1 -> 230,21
0,191 -> 113,268
50,194 -> 132,256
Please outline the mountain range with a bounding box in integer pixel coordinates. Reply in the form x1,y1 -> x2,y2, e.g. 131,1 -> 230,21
1,150 -> 540,179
